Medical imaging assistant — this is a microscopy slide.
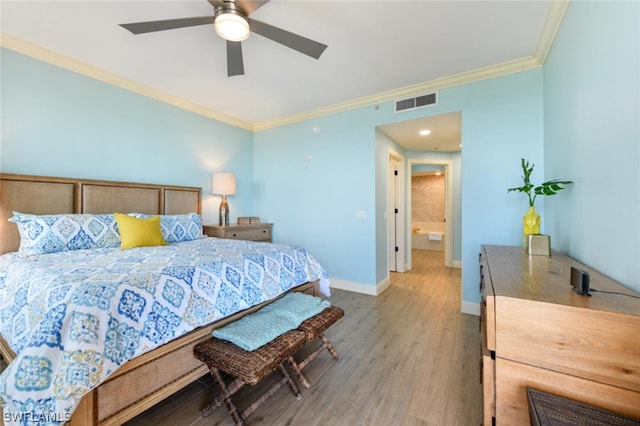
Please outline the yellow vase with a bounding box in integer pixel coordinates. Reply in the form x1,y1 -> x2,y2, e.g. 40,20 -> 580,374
522,206 -> 541,247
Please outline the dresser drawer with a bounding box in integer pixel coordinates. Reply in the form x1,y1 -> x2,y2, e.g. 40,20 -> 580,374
496,358 -> 640,425
482,353 -> 495,425
495,299 -> 640,393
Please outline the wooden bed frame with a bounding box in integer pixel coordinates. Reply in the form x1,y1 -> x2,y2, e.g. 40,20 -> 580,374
0,173 -> 318,425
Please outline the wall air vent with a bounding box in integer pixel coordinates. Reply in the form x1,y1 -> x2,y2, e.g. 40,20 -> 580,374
394,91 -> 438,113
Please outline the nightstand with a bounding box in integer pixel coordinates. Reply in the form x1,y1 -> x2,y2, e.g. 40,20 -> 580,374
203,223 -> 273,242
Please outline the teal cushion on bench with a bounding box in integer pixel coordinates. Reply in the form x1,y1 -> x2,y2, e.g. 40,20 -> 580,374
213,293 -> 331,351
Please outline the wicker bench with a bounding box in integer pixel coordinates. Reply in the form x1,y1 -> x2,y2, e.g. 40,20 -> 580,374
193,330 -> 307,425
193,303 -> 344,425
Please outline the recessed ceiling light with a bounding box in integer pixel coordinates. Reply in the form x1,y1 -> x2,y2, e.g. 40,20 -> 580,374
419,129 -> 431,136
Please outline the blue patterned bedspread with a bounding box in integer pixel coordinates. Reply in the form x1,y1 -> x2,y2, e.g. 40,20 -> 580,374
0,238 -> 330,425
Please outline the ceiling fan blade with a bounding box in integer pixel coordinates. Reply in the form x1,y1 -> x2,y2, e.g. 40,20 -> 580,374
227,40 -> 245,76
120,16 -> 214,34
248,18 -> 327,59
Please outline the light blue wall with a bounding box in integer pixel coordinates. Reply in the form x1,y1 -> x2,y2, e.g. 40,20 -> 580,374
253,109 -> 379,285
256,69 -> 544,305
454,71 -> 544,304
0,48 -> 254,226
543,1 -> 640,292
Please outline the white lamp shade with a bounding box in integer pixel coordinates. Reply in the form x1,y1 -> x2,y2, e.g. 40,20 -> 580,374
212,172 -> 236,195
215,13 -> 250,42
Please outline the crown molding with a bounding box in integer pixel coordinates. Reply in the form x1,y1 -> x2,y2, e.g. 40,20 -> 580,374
534,0 -> 570,64
254,1 -> 571,132
253,55 -> 542,131
0,34 -> 253,131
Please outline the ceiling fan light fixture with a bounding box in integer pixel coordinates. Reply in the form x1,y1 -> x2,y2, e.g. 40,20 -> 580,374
215,11 -> 250,42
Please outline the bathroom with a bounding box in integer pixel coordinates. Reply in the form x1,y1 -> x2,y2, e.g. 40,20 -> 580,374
411,165 -> 445,252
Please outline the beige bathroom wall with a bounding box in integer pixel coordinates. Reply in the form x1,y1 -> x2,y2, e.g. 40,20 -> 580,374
412,175 -> 445,223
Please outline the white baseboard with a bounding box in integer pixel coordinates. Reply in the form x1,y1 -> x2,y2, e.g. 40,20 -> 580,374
330,278 -> 390,296
376,277 -> 391,295
461,301 -> 480,316
453,260 -> 462,269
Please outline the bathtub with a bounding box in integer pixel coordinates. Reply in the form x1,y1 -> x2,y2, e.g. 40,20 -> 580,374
411,221 -> 445,251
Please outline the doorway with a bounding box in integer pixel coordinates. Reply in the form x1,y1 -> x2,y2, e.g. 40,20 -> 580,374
409,159 -> 454,268
378,112 -> 460,271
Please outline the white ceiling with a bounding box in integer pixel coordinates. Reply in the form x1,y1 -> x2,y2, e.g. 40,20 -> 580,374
0,0 -> 560,149
379,111 -> 462,152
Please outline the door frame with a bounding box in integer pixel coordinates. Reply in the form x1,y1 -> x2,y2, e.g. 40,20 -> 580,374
388,149 -> 406,273
407,158 -> 454,269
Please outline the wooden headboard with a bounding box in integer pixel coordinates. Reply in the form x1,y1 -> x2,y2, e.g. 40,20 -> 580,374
0,174 -> 202,255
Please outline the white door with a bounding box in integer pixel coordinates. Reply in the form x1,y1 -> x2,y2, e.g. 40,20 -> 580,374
388,158 -> 399,272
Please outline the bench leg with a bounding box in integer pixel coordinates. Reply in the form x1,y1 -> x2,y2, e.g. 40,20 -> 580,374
279,363 -> 302,400
201,368 -> 245,425
240,363 -> 301,420
321,334 -> 339,359
298,333 -> 339,371
287,355 -> 311,389
202,363 -> 302,424
287,333 -> 340,390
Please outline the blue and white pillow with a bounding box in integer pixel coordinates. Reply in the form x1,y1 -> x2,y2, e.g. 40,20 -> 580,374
129,213 -> 202,243
9,212 -> 120,256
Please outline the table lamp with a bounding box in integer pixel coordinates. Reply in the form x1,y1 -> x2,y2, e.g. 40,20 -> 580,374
212,172 -> 236,226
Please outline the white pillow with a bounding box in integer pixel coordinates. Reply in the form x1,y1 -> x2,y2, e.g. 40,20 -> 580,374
9,212 -> 120,256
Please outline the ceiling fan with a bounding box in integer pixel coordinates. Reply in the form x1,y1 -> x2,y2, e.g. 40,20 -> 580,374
119,0 -> 328,77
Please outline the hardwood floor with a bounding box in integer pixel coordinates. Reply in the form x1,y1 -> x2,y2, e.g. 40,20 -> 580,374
125,250 -> 482,425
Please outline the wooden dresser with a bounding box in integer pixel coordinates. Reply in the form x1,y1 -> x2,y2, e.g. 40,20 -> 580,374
203,223 -> 273,242
479,245 -> 640,425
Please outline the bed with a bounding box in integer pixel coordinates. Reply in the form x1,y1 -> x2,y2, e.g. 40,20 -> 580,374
0,173 -> 329,425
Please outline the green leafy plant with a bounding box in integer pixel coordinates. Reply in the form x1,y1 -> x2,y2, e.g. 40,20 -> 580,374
507,158 -> 573,207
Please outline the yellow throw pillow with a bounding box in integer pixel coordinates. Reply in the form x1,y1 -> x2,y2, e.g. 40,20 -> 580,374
114,213 -> 168,249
